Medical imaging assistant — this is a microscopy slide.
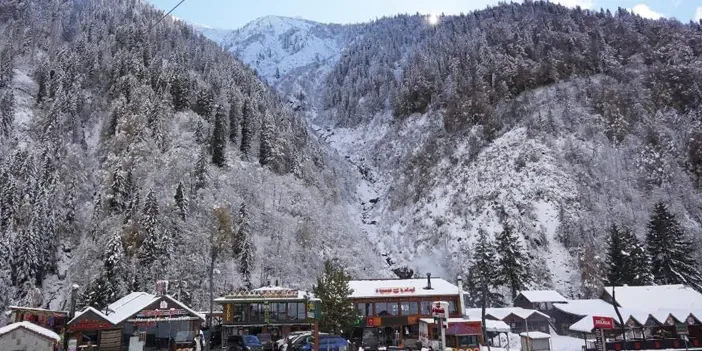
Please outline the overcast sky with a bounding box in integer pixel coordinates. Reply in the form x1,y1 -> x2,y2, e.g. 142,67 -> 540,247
146,0 -> 702,30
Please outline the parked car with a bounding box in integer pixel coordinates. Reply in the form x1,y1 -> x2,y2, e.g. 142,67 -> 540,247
227,335 -> 264,351
290,333 -> 330,351
300,336 -> 349,351
277,331 -> 307,351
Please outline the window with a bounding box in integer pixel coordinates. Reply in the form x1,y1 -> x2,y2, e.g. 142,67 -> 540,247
296,303 -> 306,320
458,335 -> 479,347
448,301 -> 457,314
356,303 -> 366,317
400,302 -> 419,315
389,302 -> 399,316
269,303 -> 277,321
375,302 -> 388,316
420,301 -> 432,315
277,303 -> 287,320
233,304 -> 248,321
287,303 -> 298,320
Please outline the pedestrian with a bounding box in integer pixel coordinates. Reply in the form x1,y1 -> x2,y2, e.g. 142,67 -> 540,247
195,329 -> 205,351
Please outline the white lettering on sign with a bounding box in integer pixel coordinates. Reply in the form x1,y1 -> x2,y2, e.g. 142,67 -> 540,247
593,316 -> 614,329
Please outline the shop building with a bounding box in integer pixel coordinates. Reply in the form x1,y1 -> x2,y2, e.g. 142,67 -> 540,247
6,306 -> 68,337
465,307 -> 550,334
513,290 -> 568,318
348,275 -> 464,348
68,291 -> 204,350
418,317 -> 510,350
214,286 -> 321,347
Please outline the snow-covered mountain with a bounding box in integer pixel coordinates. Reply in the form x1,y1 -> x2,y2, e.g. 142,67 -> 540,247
197,16 -> 350,85
200,4 -> 702,302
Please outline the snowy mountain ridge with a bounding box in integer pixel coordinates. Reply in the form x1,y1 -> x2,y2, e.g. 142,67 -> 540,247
197,16 -> 349,85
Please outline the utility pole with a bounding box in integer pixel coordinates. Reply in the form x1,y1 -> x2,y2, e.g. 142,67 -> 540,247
208,228 -> 216,328
63,284 -> 79,351
611,286 -> 628,351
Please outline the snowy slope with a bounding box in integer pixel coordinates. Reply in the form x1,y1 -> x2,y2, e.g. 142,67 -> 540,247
197,16 -> 348,85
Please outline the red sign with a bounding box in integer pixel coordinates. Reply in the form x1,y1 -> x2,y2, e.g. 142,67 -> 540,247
593,316 -> 614,329
70,319 -> 113,331
367,317 -> 376,327
375,287 -> 416,294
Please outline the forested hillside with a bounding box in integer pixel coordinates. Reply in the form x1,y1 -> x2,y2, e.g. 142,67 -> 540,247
219,2 -> 702,304
0,0 -> 383,316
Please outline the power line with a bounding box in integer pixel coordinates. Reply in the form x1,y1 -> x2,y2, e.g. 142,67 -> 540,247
149,0 -> 189,32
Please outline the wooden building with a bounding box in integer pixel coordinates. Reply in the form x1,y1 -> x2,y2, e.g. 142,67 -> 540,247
465,307 -> 550,334
7,306 -> 68,337
418,318 -> 510,350
68,291 -> 204,350
348,275 -> 464,348
214,286 -> 321,348
513,290 -> 567,318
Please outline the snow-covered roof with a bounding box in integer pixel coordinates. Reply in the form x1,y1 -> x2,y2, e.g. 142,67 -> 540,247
68,307 -> 111,325
102,292 -> 204,325
552,299 -> 621,318
418,317 -> 510,332
569,315 -> 621,334
0,321 -> 61,341
603,285 -> 702,310
8,306 -> 68,315
465,307 -> 549,320
348,278 -> 459,298
517,290 -> 567,303
520,331 -> 551,339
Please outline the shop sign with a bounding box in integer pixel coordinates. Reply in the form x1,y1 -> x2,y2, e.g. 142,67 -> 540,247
137,309 -> 187,317
595,328 -> 606,351
224,304 -> 234,323
675,323 -> 689,335
593,316 -> 614,329
375,287 -> 416,295
264,301 -> 270,324
366,317 -> 380,327
70,319 -> 113,331
226,289 -> 299,298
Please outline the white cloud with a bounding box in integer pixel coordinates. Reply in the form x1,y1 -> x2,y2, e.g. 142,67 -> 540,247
630,4 -> 665,19
695,7 -> 702,22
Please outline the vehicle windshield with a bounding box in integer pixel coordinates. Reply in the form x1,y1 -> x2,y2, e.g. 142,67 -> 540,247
259,334 -> 272,342
245,335 -> 261,345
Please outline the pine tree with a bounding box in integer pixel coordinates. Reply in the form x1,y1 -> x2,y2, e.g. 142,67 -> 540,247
234,202 -> 251,259
194,148 -> 208,192
0,47 -> 13,88
313,259 -> 356,334
211,105 -> 228,167
0,90 -> 15,137
496,224 -> 531,300
646,202 -> 702,290
229,98 -> 240,143
466,230 -> 504,307
171,69 -> 190,112
139,189 -> 162,266
240,99 -> 253,157
174,181 -> 188,221
629,241 -> 654,285
605,224 -> 632,286
259,117 -> 274,166
238,229 -> 255,290
10,227 -> 39,286
194,87 -> 215,119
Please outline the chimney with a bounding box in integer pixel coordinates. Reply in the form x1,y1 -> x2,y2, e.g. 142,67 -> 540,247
457,276 -> 465,317
275,279 -> 279,286
425,273 -> 433,290
267,280 -> 271,287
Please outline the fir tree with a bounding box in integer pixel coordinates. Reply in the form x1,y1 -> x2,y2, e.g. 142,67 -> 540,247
466,230 -> 504,307
496,224 -> 531,300
238,229 -> 255,290
228,98 -> 240,143
10,227 -> 39,286
0,90 -> 15,137
240,99 -> 253,157
234,202 -> 251,259
139,189 -> 162,266
171,69 -> 190,112
194,87 -> 215,119
0,47 -> 13,88
174,181 -> 188,221
313,259 -> 356,334
646,202 -> 702,290
211,105 -> 228,167
605,224 -> 632,286
194,148 -> 208,192
629,242 -> 654,285
259,117 -> 274,166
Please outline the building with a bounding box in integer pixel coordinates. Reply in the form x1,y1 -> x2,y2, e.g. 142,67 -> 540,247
418,318 -> 510,350
520,331 -> 552,351
513,290 -> 567,316
67,291 -> 205,350
551,299 -> 622,336
0,321 -> 61,351
6,306 -> 68,337
348,275 -> 464,348
465,307 -> 551,334
214,286 -> 321,347
601,285 -> 702,310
